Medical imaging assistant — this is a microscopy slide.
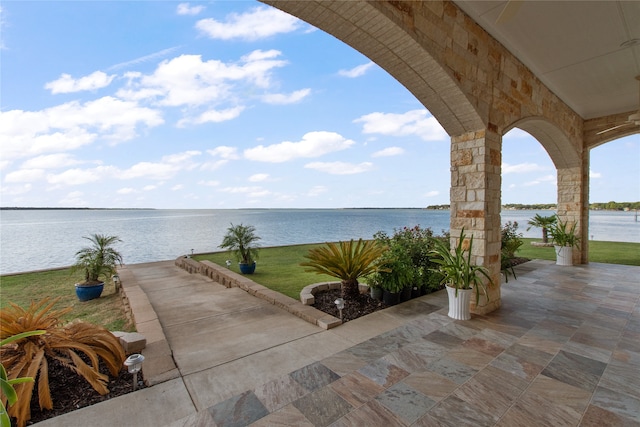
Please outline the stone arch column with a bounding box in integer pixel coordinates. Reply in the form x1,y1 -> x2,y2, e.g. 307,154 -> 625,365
451,129 -> 502,313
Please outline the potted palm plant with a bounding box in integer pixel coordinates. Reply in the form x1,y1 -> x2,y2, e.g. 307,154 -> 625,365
71,234 -> 123,301
548,218 -> 580,266
429,229 -> 493,320
219,223 -> 261,274
526,213 -> 557,245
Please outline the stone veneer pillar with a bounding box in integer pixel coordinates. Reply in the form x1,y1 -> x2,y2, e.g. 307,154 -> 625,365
450,129 -> 502,314
556,156 -> 589,264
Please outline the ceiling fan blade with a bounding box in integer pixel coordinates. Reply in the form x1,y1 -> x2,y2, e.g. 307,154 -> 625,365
496,0 -> 523,24
596,122 -> 632,135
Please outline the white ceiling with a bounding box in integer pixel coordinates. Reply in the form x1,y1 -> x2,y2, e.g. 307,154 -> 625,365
453,0 -> 640,120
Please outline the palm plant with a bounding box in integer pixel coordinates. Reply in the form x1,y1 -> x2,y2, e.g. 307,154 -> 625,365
219,223 -> 261,265
0,298 -> 125,427
300,239 -> 389,300
526,214 -> 557,243
548,218 -> 581,248
429,229 -> 493,304
71,234 -> 123,285
1,331 -> 46,427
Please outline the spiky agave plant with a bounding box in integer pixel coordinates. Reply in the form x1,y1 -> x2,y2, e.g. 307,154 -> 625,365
300,239 -> 389,300
0,298 -> 125,427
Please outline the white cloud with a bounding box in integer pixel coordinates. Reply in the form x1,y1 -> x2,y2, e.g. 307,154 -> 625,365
219,186 -> 263,194
21,154 -> 81,169
355,110 -> 447,141
523,174 -> 556,186
177,3 -> 204,16
305,161 -> 374,175
48,166 -> 116,186
0,183 -> 32,196
116,50 -> 288,126
171,184 -> 184,191
338,62 -> 374,78
262,89 -> 311,105
143,185 -> 157,191
371,146 -> 404,157
4,169 -> 45,183
120,151 -> 200,180
201,159 -> 228,171
195,6 -> 302,41
0,97 -> 163,161
198,180 -> 220,187
45,71 -> 116,94
590,170 -> 602,178
117,187 -> 137,194
178,106 -> 245,127
424,190 -> 440,197
502,162 -> 544,174
207,146 -> 240,159
44,150 -> 200,187
244,131 -> 355,163
249,173 -> 269,182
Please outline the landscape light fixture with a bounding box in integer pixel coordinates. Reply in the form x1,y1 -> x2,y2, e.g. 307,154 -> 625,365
124,354 -> 145,391
226,260 -> 232,268
112,274 -> 120,291
334,298 -> 345,320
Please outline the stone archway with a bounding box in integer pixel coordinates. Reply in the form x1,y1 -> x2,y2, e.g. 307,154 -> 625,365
262,0 -> 590,313
507,117 -> 588,264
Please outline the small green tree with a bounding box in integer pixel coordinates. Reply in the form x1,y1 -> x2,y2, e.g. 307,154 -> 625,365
300,239 -> 388,301
219,223 -> 261,265
526,214 -> 557,243
71,234 -> 123,285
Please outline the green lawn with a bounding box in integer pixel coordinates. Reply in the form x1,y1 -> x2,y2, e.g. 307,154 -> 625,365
194,243 -> 335,299
0,268 -> 134,331
3,239 -> 638,327
517,238 -> 640,266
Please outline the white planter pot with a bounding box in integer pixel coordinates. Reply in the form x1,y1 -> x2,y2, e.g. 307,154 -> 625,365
446,285 -> 473,320
554,245 -> 573,266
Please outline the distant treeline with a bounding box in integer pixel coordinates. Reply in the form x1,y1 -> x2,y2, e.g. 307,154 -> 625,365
426,202 -> 640,211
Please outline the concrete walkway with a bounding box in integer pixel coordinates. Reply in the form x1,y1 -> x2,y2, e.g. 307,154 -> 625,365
33,259 -> 640,426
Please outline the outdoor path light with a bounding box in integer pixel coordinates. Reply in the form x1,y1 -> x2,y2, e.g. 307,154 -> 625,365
124,354 -> 145,391
112,274 -> 120,291
334,298 -> 345,321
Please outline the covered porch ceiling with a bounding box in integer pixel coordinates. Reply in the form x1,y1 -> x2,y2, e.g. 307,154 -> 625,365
453,0 -> 640,121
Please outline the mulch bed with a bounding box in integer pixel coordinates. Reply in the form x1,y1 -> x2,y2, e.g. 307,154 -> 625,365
312,258 -> 531,323
24,358 -> 145,426
312,288 -> 388,322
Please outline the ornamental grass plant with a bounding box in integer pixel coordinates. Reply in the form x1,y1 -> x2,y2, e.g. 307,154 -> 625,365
0,298 -> 125,427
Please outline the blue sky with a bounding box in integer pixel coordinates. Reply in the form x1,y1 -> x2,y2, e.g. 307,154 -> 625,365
1,1 -> 638,209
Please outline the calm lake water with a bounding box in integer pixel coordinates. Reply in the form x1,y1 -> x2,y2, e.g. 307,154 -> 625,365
1,209 -> 638,275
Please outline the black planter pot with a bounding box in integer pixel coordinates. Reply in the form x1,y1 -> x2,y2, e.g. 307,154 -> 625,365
370,287 -> 383,301
400,286 -> 412,302
382,290 -> 400,306
411,286 -> 421,299
239,262 -> 256,274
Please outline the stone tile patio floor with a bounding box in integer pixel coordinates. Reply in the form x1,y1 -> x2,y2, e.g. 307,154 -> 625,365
183,260 -> 640,426
34,259 -> 640,426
